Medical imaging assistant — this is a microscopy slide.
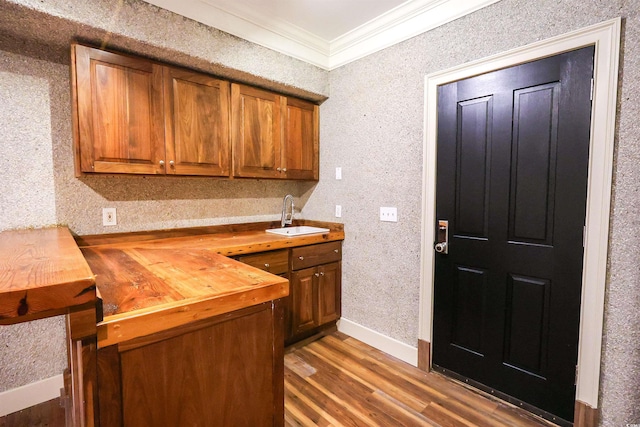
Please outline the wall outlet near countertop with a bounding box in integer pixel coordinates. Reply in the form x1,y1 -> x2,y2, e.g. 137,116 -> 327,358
335,205 -> 342,218
103,208 -> 117,226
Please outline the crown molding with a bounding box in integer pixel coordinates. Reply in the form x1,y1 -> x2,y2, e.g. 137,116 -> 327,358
328,0 -> 502,69
143,0 -> 502,70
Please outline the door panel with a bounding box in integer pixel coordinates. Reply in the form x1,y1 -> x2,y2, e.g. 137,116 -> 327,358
164,67 -> 230,176
433,46 -> 594,423
283,98 -> 319,180
456,96 -> 492,238
231,84 -> 282,178
317,262 -> 341,325
290,267 -> 317,336
509,83 -> 559,244
503,274 -> 550,376
74,44 -> 165,174
451,266 -> 487,355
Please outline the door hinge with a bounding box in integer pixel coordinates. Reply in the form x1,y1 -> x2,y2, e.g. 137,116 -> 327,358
575,365 -> 579,385
590,78 -> 594,101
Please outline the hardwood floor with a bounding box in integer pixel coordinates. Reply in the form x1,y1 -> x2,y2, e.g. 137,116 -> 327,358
0,332 -> 555,427
285,332 -> 555,427
0,398 -> 65,427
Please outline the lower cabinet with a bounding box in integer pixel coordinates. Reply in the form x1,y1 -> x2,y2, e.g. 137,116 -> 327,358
234,241 -> 342,345
68,301 -> 284,427
290,261 -> 341,337
288,241 -> 342,343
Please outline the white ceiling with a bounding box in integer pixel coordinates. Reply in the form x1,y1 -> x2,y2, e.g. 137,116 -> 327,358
143,0 -> 501,70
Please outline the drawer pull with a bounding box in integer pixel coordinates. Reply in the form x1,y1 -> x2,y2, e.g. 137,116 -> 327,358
298,256 -> 304,260
264,263 -> 270,268
334,249 -> 339,253
314,273 -> 319,277
320,272 -> 325,276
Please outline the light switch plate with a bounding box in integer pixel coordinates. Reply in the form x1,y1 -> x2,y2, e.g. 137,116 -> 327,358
380,207 -> 397,222
103,208 -> 117,226
335,205 -> 342,218
336,167 -> 342,180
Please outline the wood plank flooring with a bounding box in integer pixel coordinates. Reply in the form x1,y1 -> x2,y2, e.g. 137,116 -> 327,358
0,398 -> 65,427
0,332 -> 556,427
285,332 -> 555,427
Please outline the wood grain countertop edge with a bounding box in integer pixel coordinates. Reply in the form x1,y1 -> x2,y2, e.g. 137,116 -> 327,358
97,277 -> 289,348
0,227 -> 96,324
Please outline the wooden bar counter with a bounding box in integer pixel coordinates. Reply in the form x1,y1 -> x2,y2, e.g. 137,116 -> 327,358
0,227 -> 96,324
70,220 -> 344,427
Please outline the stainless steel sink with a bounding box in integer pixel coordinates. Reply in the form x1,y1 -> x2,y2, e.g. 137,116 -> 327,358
265,226 -> 330,236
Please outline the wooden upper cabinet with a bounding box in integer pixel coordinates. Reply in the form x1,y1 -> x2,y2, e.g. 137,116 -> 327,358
232,83 -> 319,180
72,44 -> 230,177
231,84 -> 283,179
72,44 -> 165,175
163,67 -> 230,176
72,44 -> 318,180
283,97 -> 319,180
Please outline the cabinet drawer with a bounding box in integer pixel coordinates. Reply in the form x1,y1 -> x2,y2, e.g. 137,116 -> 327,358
237,250 -> 289,275
291,241 -> 342,270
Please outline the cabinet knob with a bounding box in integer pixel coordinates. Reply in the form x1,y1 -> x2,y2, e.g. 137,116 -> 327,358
298,256 -> 304,260
169,160 -> 175,166
264,263 -> 270,268
159,160 -> 165,166
277,167 -> 281,172
320,271 -> 325,276
334,249 -> 339,253
282,168 -> 287,172
314,273 -> 319,277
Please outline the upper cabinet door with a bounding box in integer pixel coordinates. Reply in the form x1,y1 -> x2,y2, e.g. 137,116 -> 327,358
72,44 -> 165,175
163,68 -> 230,176
283,97 -> 319,180
231,84 -> 282,179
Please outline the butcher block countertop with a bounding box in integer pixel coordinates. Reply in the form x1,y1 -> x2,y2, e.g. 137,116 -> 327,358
0,227 -> 96,324
77,220 -> 344,348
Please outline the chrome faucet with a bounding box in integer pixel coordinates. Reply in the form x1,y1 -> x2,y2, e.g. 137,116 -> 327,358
281,194 -> 294,227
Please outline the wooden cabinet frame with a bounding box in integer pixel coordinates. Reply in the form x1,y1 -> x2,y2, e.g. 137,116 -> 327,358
72,44 -> 318,181
72,44 -> 231,177
72,44 -> 166,175
233,241 -> 343,345
231,83 -> 319,180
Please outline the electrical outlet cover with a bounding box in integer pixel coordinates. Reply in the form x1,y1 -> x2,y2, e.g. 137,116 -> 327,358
380,207 -> 398,222
103,208 -> 117,226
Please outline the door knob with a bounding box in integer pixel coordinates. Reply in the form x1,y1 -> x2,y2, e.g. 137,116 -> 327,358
435,242 -> 448,253
434,220 -> 449,254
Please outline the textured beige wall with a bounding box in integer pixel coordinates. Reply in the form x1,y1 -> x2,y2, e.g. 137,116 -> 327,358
0,52 -> 67,393
2,0 -> 640,424
0,0 -> 329,101
302,0 -> 640,424
0,0 -> 325,394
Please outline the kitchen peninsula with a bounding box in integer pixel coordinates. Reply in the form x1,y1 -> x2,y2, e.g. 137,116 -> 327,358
69,220 -> 344,427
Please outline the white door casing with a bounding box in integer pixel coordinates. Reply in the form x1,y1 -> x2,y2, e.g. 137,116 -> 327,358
419,18 -> 621,408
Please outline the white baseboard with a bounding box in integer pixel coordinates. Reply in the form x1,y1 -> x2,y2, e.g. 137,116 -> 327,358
337,318 -> 418,366
0,374 -> 63,417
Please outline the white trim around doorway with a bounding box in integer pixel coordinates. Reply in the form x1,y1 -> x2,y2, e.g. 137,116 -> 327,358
419,18 -> 621,409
